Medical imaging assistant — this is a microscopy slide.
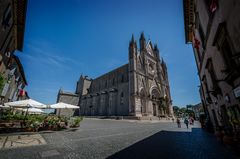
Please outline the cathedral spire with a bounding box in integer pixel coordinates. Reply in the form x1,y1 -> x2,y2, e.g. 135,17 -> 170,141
129,34 -> 136,47
131,34 -> 134,43
129,34 -> 137,58
140,32 -> 146,51
154,44 -> 160,59
140,32 -> 145,40
154,44 -> 159,52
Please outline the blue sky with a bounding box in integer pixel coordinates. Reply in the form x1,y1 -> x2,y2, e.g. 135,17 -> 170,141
16,0 -> 200,107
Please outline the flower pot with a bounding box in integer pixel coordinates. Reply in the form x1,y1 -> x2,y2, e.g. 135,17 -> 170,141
25,127 -> 34,132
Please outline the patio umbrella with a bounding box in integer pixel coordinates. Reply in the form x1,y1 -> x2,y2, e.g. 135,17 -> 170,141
0,105 -> 10,109
4,99 -> 46,123
49,102 -> 79,116
22,107 -> 44,114
49,102 -> 79,109
4,99 -> 46,108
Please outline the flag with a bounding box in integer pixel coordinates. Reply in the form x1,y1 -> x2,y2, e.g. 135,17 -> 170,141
19,89 -> 25,96
194,38 -> 201,50
210,0 -> 217,13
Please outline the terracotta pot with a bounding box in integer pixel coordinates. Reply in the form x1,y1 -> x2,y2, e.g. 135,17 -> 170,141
25,127 -> 34,132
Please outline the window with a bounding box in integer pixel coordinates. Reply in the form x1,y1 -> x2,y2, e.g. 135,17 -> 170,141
121,75 -> 124,83
2,4 -> 12,29
195,12 -> 199,30
206,58 -> 222,96
221,39 -> 235,69
213,22 -> 240,70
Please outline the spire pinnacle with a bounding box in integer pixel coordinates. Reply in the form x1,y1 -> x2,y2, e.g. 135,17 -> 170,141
154,44 -> 159,51
140,32 -> 145,40
131,34 -> 134,43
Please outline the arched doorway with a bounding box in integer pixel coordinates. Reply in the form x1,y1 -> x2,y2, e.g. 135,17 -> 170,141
151,88 -> 161,117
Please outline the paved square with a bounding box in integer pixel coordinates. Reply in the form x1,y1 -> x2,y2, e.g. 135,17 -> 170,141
0,134 -> 46,150
0,118 -> 238,159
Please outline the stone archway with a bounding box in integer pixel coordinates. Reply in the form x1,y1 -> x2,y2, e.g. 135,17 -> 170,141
151,88 -> 161,117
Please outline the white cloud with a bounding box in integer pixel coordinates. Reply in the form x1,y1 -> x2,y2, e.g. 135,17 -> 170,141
24,42 -> 85,70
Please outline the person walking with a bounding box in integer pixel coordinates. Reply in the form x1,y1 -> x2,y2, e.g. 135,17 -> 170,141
177,118 -> 181,128
191,117 -> 194,125
184,118 -> 189,129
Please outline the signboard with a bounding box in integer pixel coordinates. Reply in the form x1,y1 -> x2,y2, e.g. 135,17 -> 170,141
233,86 -> 240,98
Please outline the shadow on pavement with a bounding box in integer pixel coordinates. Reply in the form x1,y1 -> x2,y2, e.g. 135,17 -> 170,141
107,128 -> 237,159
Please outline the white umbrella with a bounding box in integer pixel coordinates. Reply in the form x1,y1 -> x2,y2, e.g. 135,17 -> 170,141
4,99 -> 46,108
50,102 -> 79,117
0,105 -> 10,108
49,102 -> 79,109
22,107 -> 44,113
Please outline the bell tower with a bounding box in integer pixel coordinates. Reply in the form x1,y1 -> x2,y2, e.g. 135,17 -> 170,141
128,34 -> 139,116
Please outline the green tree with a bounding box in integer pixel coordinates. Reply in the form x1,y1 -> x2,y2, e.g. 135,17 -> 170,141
173,106 -> 179,115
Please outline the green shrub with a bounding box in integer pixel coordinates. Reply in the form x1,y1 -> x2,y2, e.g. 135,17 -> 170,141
45,115 -> 60,126
70,116 -> 83,127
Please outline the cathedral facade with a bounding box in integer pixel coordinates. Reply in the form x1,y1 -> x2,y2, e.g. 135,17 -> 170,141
58,33 -> 173,118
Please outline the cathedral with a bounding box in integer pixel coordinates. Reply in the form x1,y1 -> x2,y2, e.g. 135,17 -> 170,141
57,33 -> 173,118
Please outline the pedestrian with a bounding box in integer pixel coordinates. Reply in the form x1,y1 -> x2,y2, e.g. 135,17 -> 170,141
177,118 -> 181,128
184,118 -> 189,129
191,117 -> 194,125
172,117 -> 174,123
189,118 -> 193,125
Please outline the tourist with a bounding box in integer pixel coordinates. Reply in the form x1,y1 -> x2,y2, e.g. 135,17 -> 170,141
177,118 -> 181,128
191,117 -> 194,125
184,118 -> 189,129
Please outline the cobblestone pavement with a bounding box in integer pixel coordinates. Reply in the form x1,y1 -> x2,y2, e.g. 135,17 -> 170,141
0,118 -> 238,159
0,134 -> 46,149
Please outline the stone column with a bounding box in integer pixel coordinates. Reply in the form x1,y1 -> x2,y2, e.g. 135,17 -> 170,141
108,92 -> 113,116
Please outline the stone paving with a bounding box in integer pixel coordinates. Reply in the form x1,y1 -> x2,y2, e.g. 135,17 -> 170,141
0,118 -> 238,159
0,134 -> 46,149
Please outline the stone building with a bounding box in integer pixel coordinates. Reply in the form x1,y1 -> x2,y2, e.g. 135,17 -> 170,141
0,55 -> 28,103
58,33 -> 173,118
184,0 -> 240,134
56,89 -> 79,117
0,0 -> 28,104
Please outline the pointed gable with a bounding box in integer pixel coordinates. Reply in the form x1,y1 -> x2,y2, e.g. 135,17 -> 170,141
146,40 -> 153,56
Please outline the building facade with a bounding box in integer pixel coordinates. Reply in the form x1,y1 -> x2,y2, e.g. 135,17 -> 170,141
58,33 -> 173,118
0,0 -> 28,104
184,0 -> 240,135
56,89 -> 79,117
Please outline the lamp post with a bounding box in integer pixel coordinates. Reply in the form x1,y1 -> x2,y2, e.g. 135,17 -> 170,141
23,104 -> 31,126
